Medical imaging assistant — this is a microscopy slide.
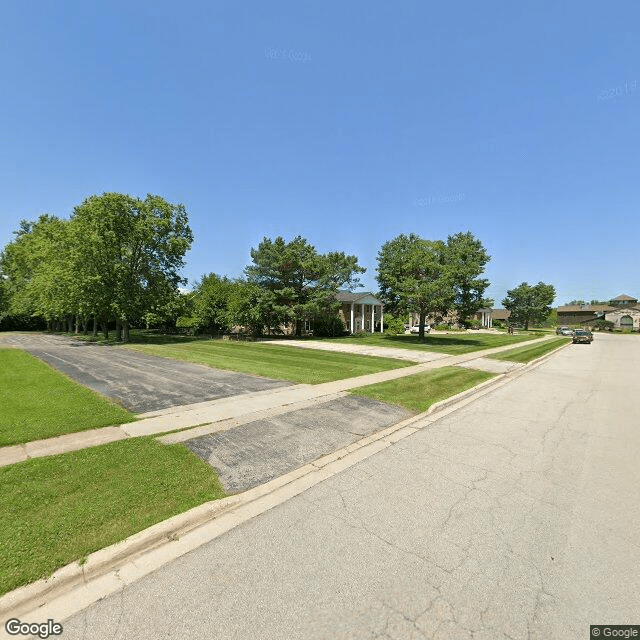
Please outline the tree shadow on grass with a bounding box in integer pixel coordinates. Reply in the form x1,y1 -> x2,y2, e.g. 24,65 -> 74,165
51,330 -> 214,347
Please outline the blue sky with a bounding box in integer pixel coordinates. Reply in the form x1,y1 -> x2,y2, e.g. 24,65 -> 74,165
1,1 -> 638,306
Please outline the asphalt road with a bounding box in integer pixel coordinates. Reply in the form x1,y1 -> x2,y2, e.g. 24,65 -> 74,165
1,333 -> 291,413
49,333 -> 640,638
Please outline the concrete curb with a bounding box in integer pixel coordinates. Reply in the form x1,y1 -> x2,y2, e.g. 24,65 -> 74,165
0,339 -> 571,626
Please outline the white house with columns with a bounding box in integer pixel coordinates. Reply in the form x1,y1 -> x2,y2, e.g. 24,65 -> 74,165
335,291 -> 385,334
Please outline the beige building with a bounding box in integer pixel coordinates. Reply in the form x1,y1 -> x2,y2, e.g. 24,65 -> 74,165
557,294 -> 640,330
475,308 -> 511,328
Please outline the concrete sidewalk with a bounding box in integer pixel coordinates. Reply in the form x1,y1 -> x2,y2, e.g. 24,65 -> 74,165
0,336 -> 553,467
264,338 -> 450,362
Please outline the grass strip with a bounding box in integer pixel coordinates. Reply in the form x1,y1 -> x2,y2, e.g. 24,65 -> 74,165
0,438 -> 225,595
350,366 -> 495,413
125,340 -> 413,384
323,331 -> 546,355
0,348 -> 135,447
488,337 -> 571,363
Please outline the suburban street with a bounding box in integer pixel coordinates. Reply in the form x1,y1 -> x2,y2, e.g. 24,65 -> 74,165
26,333 -> 640,638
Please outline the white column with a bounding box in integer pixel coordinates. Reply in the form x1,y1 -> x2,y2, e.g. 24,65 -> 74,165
380,306 -> 384,332
361,303 -> 364,332
371,305 -> 374,333
350,303 -> 354,334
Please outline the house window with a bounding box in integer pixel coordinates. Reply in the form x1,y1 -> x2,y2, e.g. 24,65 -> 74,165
305,319 -> 313,332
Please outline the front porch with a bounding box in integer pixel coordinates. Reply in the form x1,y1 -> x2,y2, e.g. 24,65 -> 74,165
336,292 -> 385,334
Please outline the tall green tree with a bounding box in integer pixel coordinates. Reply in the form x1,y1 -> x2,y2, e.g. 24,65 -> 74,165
502,282 -> 556,330
377,233 -> 456,340
245,236 -> 364,336
70,193 -> 193,341
191,273 -> 237,335
0,215 -> 76,328
447,231 -> 491,327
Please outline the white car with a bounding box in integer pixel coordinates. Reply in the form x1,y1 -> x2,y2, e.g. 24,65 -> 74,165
410,324 -> 431,334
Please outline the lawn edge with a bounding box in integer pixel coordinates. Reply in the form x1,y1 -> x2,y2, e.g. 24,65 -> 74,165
0,347 -> 136,447
0,338 -> 571,624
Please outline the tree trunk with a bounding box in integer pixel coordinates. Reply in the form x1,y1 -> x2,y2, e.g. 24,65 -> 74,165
102,322 -> 109,339
92,315 -> 98,337
419,311 -> 427,342
82,317 -> 88,334
75,315 -> 79,334
122,319 -> 130,343
115,319 -> 122,342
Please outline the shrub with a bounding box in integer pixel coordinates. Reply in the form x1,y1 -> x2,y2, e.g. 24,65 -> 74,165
313,314 -> 346,337
176,316 -> 200,335
0,315 -> 47,331
383,316 -> 405,335
591,319 -> 614,331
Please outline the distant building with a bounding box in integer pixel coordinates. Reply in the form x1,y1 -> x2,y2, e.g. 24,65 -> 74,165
475,308 -> 510,328
335,291 -> 385,334
556,294 -> 640,330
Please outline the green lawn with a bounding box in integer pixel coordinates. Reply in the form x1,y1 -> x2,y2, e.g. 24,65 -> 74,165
488,337 -> 571,363
0,438 -> 225,596
323,331 -> 546,355
124,340 -> 413,384
351,366 -> 495,413
0,348 -> 135,446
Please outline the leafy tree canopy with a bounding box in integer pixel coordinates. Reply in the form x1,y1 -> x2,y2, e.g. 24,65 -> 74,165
245,235 -> 364,336
70,193 -> 193,340
502,281 -> 556,330
376,231 -> 491,338
447,231 -> 491,326
1,193 -> 193,341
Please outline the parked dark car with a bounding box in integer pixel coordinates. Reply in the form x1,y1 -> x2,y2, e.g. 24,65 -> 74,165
572,330 -> 593,344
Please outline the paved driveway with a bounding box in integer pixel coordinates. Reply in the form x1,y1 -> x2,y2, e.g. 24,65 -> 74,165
56,332 -> 640,638
184,395 -> 411,492
1,333 -> 291,413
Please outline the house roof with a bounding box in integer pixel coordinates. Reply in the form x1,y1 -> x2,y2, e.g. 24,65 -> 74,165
610,294 -> 638,302
335,290 -> 382,305
490,308 -> 511,320
557,304 -> 614,313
